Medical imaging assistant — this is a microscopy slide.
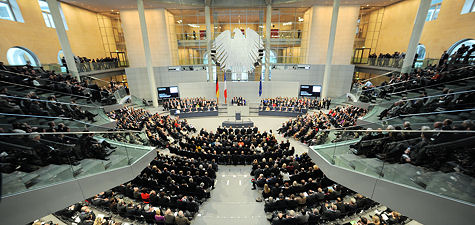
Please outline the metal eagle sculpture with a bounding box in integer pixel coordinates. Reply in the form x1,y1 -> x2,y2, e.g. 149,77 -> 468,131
212,28 -> 264,73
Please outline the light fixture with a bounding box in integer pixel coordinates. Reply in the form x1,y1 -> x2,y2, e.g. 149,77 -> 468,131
188,24 -> 200,28
283,22 -> 292,26
298,17 -> 304,22
177,20 -> 182,24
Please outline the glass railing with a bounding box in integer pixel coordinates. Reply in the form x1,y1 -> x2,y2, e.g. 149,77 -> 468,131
353,57 -> 404,68
0,130 -> 153,197
129,95 -> 148,108
41,62 -> 127,74
41,63 -> 64,74
353,56 -> 475,69
77,61 -> 122,73
310,129 -> 475,204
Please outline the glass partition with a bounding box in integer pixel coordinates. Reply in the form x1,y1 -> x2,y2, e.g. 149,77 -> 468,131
270,8 -> 307,64
77,61 -> 120,73
0,130 -> 153,197
310,129 -> 475,204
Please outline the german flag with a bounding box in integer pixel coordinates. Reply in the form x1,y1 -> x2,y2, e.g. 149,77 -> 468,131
216,74 -> 219,104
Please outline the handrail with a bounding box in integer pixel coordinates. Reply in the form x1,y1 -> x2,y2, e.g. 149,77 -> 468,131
0,80 -> 89,99
40,138 -> 75,148
83,75 -> 110,84
389,75 -> 475,96
383,108 -> 475,121
76,61 -> 120,73
395,89 -> 475,102
0,112 -> 114,130
0,94 -> 103,108
0,112 -> 72,120
361,65 -> 475,93
0,130 -> 142,136
0,68 -> 105,94
0,140 -> 33,150
316,128 -> 475,133
0,123 -> 89,129
385,120 -> 468,127
103,138 -> 153,149
359,70 -> 397,83
361,77 -> 421,92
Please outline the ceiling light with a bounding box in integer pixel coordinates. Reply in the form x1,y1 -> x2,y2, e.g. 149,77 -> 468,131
298,17 -> 304,22
283,22 -> 292,26
188,24 -> 200,28
177,20 -> 182,24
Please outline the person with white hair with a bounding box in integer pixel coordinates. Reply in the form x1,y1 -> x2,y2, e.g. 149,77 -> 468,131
174,210 -> 190,225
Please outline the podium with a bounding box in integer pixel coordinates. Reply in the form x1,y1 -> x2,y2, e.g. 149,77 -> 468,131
222,108 -> 253,128
227,105 -> 250,117
235,112 -> 241,121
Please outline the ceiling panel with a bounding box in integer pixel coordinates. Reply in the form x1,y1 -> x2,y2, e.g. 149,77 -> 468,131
61,0 -> 403,13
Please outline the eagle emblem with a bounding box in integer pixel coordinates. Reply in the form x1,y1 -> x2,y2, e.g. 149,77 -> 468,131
212,28 -> 264,73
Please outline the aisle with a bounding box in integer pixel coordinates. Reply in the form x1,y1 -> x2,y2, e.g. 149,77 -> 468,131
192,165 -> 270,225
186,116 -> 312,224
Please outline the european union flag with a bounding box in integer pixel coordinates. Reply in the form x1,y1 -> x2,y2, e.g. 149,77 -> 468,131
259,76 -> 262,97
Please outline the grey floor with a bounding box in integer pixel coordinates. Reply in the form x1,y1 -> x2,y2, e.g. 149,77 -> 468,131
192,165 -> 269,225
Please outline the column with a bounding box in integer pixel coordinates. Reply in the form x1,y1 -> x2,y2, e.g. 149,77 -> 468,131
321,0 -> 340,98
401,0 -> 431,73
265,4 -> 272,81
205,5 -> 212,82
46,0 -> 79,81
137,0 -> 158,107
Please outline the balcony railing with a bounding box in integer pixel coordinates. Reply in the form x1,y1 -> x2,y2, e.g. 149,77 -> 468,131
353,56 -> 475,69
310,128 -> 475,205
77,61 -> 122,73
41,61 -> 128,74
0,129 -> 153,197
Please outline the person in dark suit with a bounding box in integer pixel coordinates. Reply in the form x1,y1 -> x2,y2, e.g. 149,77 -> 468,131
439,50 -> 449,67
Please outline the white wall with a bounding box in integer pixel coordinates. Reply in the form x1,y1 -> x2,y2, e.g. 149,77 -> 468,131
306,5 -> 360,65
126,65 -> 354,102
120,8 -> 172,67
271,65 -> 324,84
325,64 -> 355,97
271,64 -> 354,98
